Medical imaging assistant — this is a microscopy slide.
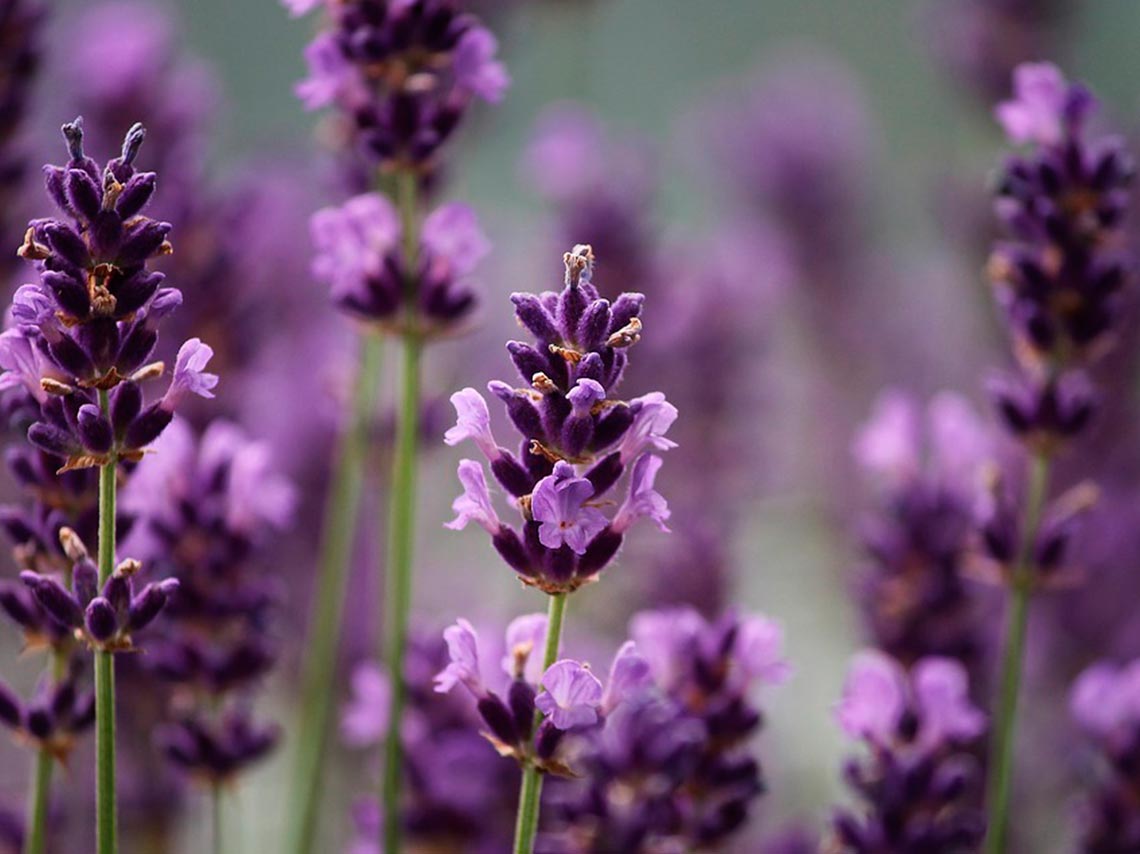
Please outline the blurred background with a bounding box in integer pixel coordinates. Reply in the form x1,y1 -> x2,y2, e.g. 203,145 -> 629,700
3,0 -> 1140,852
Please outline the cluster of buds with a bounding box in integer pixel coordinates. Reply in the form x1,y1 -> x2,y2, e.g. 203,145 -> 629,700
1069,659 -> 1140,851
19,528 -> 177,652
444,245 -> 675,594
122,419 -> 293,783
986,63 -> 1133,451
0,664 -> 94,764
543,607 -> 790,851
289,0 -> 508,178
310,191 -> 489,336
1,119 -> 217,474
827,652 -> 987,853
852,392 -> 994,678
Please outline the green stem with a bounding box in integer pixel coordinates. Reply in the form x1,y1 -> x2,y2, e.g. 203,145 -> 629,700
285,332 -> 383,854
381,169 -> 422,854
512,593 -> 568,854
984,453 -> 1051,854
95,389 -> 117,854
24,636 -> 69,854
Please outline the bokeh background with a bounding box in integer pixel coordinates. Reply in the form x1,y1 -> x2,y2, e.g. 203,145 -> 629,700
4,0 -> 1140,851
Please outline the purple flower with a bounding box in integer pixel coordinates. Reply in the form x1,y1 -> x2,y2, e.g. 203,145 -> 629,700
453,28 -> 509,103
535,660 -> 602,730
736,615 -> 792,685
342,663 -> 390,747
852,391 -> 920,487
281,0 -> 322,17
995,62 -> 1086,146
310,193 -> 399,302
600,641 -> 652,713
612,453 -> 670,533
618,393 -> 678,463
501,613 -> 548,683
295,32 -> 360,111
434,619 -> 483,696
421,204 -> 492,277
912,657 -> 986,748
161,338 -> 218,410
835,650 -> 907,744
444,388 -> 499,461
530,462 -> 608,554
444,460 -> 500,535
1071,661 -> 1140,743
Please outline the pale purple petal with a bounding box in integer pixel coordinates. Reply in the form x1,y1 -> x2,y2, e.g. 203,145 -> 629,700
531,463 -> 607,554
501,613 -> 548,683
913,657 -> 986,747
536,659 -> 603,730
853,390 -> 919,486
1070,663 -> 1131,740
567,378 -> 606,414
995,62 -> 1068,145
618,393 -> 678,463
311,193 -> 400,301
836,651 -> 906,744
613,453 -> 670,533
433,618 -> 482,696
281,0 -> 323,17
601,641 -> 652,713
162,338 -> 218,410
444,388 -> 499,460
296,33 -> 359,110
452,27 -> 510,103
341,663 -> 390,747
421,204 -> 491,277
445,460 -> 500,535
734,615 -> 791,685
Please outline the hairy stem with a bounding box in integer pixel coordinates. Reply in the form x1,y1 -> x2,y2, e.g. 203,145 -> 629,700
286,332 -> 383,854
512,593 -> 568,854
381,169 -> 422,854
984,453 -> 1051,854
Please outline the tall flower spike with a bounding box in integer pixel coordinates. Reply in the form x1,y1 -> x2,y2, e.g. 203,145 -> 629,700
829,652 -> 987,852
444,245 -> 675,594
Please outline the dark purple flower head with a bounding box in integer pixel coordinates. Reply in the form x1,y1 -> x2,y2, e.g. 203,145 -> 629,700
19,527 -> 177,652
829,651 -> 987,853
8,119 -> 218,471
444,245 -> 675,594
1070,659 -> 1140,851
290,0 -> 508,175
0,665 -> 95,764
542,607 -> 788,851
310,192 -> 489,334
988,63 -> 1133,385
157,709 -> 278,784
851,392 -> 994,675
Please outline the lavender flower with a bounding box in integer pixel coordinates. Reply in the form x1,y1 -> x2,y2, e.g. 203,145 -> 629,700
829,651 -> 987,852
1070,660 -> 1140,851
0,665 -> 94,764
444,245 -> 675,594
541,607 -> 789,852
120,418 -> 293,783
310,192 -> 489,334
852,392 -> 995,678
289,0 -> 508,177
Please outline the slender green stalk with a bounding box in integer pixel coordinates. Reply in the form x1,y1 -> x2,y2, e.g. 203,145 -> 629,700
285,332 -> 383,854
380,169 -> 423,854
24,635 -> 69,854
512,593 -> 568,854
984,453 -> 1051,854
95,388 -> 118,854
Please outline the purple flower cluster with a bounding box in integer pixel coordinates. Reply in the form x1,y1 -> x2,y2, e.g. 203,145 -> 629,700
3,119 -> 217,470
0,660 -> 94,765
310,191 -> 489,335
541,607 -> 790,852
289,0 -> 508,178
829,652 -> 988,852
342,629 -> 523,852
0,0 -> 43,281
1070,660 -> 1140,851
986,63 -> 1132,452
852,392 -> 994,678
121,419 -> 295,783
444,245 -> 674,594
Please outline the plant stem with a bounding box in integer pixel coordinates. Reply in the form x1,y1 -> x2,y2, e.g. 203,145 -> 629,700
984,452 -> 1051,854
381,169 -> 422,854
512,593 -> 568,854
95,388 -> 118,854
285,332 -> 383,854
24,633 -> 69,854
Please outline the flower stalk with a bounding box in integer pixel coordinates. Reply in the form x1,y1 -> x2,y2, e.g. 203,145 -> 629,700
512,593 -> 567,854
286,332 -> 383,854
381,169 -> 422,854
95,391 -> 118,854
984,453 -> 1051,854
